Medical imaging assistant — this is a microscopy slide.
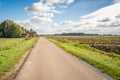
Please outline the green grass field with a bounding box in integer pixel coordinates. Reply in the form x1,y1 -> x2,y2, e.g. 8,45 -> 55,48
49,37 -> 120,80
0,38 -> 38,77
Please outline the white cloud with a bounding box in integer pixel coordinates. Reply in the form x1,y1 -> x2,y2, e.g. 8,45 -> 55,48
46,0 -> 74,4
24,1 -> 56,24
46,0 -> 65,4
31,16 -> 52,23
66,0 -> 74,4
114,0 -> 120,4
81,3 -> 120,20
50,3 -> 120,35
80,3 -> 120,28
16,0 -> 74,34
16,0 -> 120,35
25,2 -> 56,13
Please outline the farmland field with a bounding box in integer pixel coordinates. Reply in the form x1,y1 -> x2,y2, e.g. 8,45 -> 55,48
0,38 -> 38,77
48,36 -> 120,80
50,36 -> 120,54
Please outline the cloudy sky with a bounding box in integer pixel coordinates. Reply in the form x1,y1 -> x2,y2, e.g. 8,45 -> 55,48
0,0 -> 120,35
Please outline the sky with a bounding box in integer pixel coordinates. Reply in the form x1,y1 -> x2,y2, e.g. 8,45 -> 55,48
0,0 -> 120,35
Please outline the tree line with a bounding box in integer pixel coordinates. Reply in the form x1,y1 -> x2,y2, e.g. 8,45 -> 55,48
55,33 -> 99,36
0,20 -> 38,38
54,33 -> 119,36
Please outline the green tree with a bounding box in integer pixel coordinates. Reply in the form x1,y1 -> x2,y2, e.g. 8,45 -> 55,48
4,24 -> 23,38
0,20 -> 38,38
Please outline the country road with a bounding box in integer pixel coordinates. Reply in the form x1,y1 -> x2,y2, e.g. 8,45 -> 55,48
15,37 -> 110,80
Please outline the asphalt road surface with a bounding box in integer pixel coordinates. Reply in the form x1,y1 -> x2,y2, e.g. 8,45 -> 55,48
15,37 -> 110,80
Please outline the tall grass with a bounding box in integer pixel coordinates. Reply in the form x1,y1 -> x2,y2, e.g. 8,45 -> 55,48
0,38 -> 38,76
49,38 -> 120,80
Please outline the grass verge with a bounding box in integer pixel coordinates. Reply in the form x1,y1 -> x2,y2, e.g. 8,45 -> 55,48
0,38 -> 38,77
49,38 -> 120,80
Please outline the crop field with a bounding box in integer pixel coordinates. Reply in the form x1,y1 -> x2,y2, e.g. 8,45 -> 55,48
51,36 -> 120,54
0,38 -> 38,77
48,36 -> 120,80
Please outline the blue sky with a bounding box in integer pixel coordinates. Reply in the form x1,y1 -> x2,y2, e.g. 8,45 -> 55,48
53,0 -> 113,22
0,0 -> 120,34
0,0 -> 38,21
0,0 -> 113,22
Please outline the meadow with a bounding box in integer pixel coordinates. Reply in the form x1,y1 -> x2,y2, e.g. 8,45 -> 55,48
0,38 -> 38,77
48,36 -> 120,80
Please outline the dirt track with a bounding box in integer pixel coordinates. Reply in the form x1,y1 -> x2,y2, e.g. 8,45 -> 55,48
15,37 -> 110,80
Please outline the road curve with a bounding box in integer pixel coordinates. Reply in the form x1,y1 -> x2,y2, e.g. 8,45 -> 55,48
15,37 -> 109,80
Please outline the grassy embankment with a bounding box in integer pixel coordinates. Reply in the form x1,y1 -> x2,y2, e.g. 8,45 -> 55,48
0,38 -> 38,77
49,37 -> 120,80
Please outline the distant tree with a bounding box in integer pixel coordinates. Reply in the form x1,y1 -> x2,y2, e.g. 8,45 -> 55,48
0,20 -> 38,38
55,32 -> 99,36
4,24 -> 23,38
29,29 -> 37,37
0,32 -> 4,37
0,20 -> 22,38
